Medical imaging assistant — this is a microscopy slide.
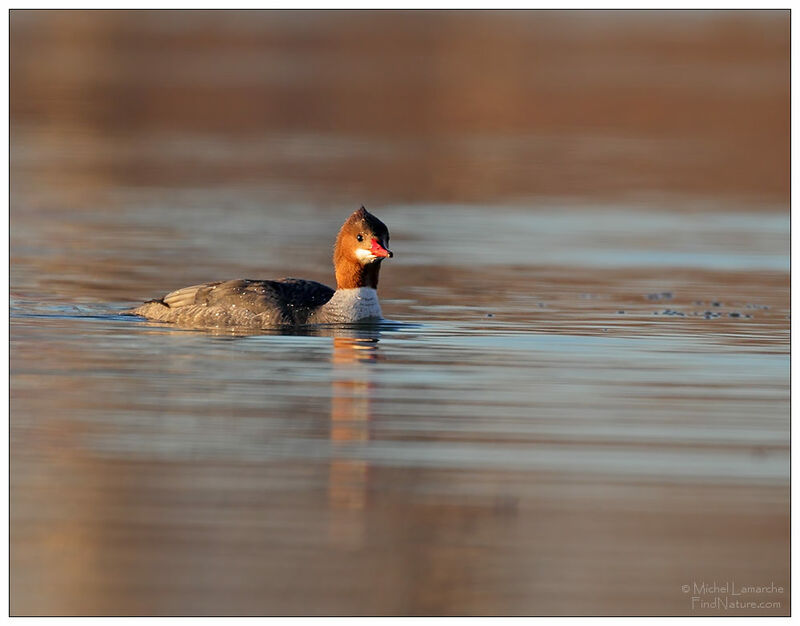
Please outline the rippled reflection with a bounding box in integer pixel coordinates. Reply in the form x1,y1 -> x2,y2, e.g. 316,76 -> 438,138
327,335 -> 379,547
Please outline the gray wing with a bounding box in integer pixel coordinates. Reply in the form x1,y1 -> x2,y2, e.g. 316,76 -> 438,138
137,278 -> 335,326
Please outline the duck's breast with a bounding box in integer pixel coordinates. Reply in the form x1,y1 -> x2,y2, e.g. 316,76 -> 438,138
311,287 -> 383,323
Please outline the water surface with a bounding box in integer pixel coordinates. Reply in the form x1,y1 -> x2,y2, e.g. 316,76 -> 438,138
10,10 -> 789,616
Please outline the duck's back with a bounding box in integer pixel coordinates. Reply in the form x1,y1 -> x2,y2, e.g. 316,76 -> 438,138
130,278 -> 335,328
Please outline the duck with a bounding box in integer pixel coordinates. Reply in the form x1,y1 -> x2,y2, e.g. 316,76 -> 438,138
128,206 -> 393,328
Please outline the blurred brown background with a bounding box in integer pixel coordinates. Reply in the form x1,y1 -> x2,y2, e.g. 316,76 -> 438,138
11,9 -> 789,206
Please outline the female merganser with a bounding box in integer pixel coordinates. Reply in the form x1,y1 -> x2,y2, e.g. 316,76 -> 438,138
129,206 -> 393,328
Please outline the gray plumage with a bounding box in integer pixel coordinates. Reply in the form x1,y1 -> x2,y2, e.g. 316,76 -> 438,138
129,278 -> 335,328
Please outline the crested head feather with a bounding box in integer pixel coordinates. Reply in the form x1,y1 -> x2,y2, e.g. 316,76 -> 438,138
345,206 -> 389,239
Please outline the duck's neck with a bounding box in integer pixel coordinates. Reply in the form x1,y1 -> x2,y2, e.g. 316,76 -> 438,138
335,257 -> 381,290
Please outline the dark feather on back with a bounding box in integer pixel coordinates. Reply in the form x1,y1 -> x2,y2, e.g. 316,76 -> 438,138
162,278 -> 335,325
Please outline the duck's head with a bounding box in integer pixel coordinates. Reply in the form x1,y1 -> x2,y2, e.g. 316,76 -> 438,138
334,206 -> 392,289
338,206 -> 392,263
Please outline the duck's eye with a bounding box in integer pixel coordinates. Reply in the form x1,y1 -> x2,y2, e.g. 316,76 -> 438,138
356,234 -> 363,242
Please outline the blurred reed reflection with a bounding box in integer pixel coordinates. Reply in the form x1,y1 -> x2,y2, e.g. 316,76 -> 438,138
11,10 -> 789,206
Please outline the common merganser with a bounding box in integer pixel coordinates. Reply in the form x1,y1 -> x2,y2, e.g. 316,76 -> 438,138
128,206 -> 393,328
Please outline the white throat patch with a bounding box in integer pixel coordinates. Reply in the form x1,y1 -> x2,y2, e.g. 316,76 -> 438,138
354,248 -> 377,263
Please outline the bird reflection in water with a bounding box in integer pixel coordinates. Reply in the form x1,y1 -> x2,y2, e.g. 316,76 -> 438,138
327,330 -> 381,548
